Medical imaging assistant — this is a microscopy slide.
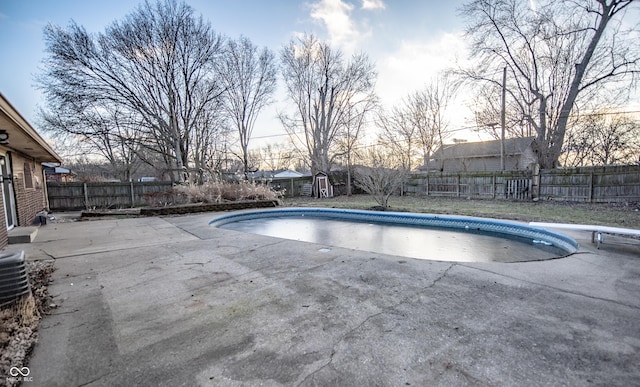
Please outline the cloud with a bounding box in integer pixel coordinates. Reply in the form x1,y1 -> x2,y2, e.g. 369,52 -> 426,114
308,0 -> 384,52
361,0 -> 385,10
379,33 -> 467,98
377,32 -> 472,126
309,0 -> 359,49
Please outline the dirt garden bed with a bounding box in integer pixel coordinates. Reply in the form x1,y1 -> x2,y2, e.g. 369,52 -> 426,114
0,261 -> 55,387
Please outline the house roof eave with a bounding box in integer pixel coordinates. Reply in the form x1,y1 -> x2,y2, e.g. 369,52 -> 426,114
0,93 -> 63,163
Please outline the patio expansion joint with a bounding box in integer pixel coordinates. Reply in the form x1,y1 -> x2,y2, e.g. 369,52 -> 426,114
77,371 -> 114,387
24,247 -> 56,261
168,223 -> 206,240
46,239 -> 198,260
458,263 -> 640,311
49,308 -> 81,316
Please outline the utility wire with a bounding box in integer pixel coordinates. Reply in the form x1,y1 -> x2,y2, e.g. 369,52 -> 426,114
250,108 -> 640,141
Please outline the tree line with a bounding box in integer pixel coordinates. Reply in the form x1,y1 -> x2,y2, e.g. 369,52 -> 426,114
38,0 -> 640,183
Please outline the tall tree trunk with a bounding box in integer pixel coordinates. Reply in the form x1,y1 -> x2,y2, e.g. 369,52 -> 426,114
545,1 -> 615,168
346,151 -> 352,196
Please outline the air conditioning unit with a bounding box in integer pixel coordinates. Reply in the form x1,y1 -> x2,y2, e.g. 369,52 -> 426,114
0,251 -> 30,306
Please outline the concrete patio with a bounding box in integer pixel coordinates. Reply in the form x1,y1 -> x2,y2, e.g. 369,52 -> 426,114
10,211 -> 640,386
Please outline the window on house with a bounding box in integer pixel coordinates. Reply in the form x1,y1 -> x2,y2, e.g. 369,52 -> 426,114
24,162 -> 33,189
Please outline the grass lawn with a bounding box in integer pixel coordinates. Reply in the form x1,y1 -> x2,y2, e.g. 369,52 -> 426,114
283,195 -> 640,229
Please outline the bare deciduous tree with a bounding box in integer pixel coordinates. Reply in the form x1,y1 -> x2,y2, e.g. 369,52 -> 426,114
335,97 -> 377,195
251,143 -> 295,172
461,0 -> 640,169
376,105 -> 419,170
38,0 -> 225,182
562,111 -> 640,166
279,34 -> 377,175
354,146 -> 409,208
190,107 -> 231,182
218,36 -> 277,179
377,76 -> 455,172
40,103 -> 143,181
407,76 -> 456,171
469,84 -> 535,139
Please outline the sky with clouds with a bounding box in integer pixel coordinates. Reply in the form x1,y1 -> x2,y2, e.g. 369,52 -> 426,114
0,0 -> 483,149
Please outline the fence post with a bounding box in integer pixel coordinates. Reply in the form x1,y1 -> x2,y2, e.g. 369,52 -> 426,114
531,164 -> 540,201
83,182 -> 89,210
426,175 -> 429,197
492,174 -> 496,199
456,174 -> 460,197
130,182 -> 135,208
588,172 -> 594,203
538,169 -> 544,200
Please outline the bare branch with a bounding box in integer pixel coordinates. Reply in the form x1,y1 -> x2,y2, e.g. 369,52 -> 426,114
37,0 -> 226,182
279,34 -> 377,174
460,0 -> 640,168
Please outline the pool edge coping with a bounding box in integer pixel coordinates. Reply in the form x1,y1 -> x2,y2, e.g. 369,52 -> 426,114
209,207 -> 579,256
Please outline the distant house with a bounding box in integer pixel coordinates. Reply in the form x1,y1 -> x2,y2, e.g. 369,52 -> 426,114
426,137 -> 538,172
273,170 -> 305,179
249,169 -> 311,181
247,170 -> 275,181
43,163 -> 76,182
268,170 -> 310,197
0,93 -> 63,248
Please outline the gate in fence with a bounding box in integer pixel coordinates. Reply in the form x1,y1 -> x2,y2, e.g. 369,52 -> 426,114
504,178 -> 531,200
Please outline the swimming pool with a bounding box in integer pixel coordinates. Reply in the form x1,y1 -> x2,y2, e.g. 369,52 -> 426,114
209,208 -> 578,263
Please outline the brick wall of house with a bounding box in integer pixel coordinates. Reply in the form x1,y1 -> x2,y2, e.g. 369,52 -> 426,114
13,159 -> 47,227
0,191 -> 7,249
14,178 -> 46,226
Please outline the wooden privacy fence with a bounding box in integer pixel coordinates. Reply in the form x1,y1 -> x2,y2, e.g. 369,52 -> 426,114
46,165 -> 639,210
403,171 -> 533,200
539,165 -> 640,202
47,181 -> 173,210
404,164 -> 640,203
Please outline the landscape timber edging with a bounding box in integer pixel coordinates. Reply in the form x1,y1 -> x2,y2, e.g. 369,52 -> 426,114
80,200 -> 280,218
138,200 -> 280,216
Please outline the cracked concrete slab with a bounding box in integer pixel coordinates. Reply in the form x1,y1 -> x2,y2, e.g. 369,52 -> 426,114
17,216 -> 199,260
10,212 -> 640,386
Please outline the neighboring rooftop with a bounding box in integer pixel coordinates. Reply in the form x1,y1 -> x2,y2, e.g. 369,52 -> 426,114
431,136 -> 537,160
